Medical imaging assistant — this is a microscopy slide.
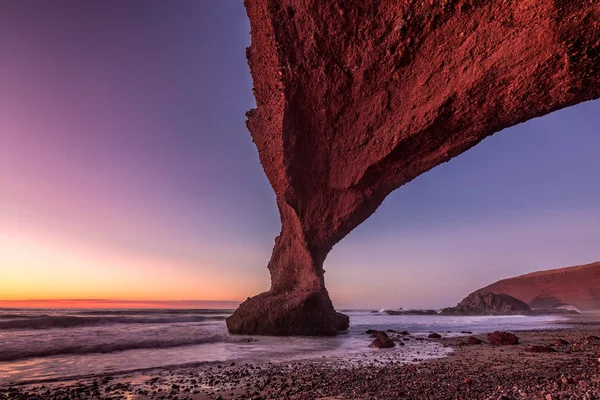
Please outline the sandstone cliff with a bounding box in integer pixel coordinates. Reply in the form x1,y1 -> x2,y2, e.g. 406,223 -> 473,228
226,0 -> 600,335
441,291 -> 531,316
478,262 -> 600,311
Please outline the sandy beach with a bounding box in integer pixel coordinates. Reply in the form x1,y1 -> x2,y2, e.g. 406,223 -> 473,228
3,316 -> 600,400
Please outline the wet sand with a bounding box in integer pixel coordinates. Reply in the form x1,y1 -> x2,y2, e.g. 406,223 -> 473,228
2,316 -> 600,399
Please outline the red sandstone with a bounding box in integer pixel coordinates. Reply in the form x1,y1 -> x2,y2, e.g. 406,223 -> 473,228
479,262 -> 600,311
227,0 -> 600,335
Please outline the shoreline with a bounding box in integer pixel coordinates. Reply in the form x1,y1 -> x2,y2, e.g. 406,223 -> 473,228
2,316 -> 600,399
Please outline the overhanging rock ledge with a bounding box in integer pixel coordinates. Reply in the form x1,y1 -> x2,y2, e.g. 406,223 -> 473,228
227,0 -> 600,336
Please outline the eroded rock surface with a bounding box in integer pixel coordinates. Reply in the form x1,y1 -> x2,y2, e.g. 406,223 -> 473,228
488,331 -> 519,346
529,295 -> 568,310
479,262 -> 600,311
467,336 -> 483,345
441,291 -> 531,316
369,331 -> 396,348
227,0 -> 600,335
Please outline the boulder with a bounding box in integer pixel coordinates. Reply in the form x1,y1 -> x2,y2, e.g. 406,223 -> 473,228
526,345 -> 557,353
369,331 -> 395,349
428,333 -> 442,339
226,290 -> 348,335
487,331 -> 519,345
441,292 -> 531,316
467,337 -> 483,345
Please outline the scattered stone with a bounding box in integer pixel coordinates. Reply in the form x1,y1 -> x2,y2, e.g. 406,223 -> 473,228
467,337 -> 483,345
369,331 -> 395,349
526,345 -> 556,353
4,327 -> 600,399
487,331 -> 519,345
561,375 -> 575,385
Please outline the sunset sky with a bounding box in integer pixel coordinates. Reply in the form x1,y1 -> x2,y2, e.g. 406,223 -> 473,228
1,1 -> 598,309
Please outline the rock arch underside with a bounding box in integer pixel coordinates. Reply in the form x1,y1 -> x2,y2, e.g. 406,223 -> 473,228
225,0 -> 600,335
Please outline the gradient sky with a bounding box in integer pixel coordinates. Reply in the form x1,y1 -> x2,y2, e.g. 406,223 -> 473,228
1,1 -> 598,309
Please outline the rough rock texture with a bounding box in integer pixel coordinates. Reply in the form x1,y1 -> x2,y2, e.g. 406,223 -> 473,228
487,331 -> 519,345
479,262 -> 600,311
467,336 -> 483,345
441,291 -> 531,315
369,331 -> 396,348
227,0 -> 600,335
526,345 -> 557,353
529,295 -> 568,309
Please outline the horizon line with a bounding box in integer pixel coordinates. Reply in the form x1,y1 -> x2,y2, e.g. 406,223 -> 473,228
0,299 -> 242,309
0,299 -> 241,303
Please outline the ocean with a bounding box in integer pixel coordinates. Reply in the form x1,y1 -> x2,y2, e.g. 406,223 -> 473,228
0,308 -> 568,385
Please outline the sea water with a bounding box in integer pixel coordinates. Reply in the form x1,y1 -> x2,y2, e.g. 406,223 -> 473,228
0,308 -> 568,385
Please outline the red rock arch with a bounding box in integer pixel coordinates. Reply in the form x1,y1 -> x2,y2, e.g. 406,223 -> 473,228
226,0 -> 600,335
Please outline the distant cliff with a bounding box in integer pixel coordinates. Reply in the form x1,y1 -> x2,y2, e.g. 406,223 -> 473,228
478,262 -> 600,311
441,291 -> 530,316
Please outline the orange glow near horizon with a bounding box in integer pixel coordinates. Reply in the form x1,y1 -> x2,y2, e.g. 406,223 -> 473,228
0,299 -> 239,309
0,224 -> 264,304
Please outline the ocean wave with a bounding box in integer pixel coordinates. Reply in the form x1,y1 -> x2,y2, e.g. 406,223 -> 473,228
0,314 -> 48,319
0,315 -> 226,330
0,335 -> 227,362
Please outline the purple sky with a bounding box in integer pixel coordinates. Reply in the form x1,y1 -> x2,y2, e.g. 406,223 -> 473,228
1,1 -> 598,309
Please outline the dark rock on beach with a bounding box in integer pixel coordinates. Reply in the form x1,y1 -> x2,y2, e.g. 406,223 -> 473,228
226,290 -> 349,335
526,345 -> 557,353
369,331 -> 395,349
488,331 -> 519,345
428,333 -> 442,339
467,336 -> 483,345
